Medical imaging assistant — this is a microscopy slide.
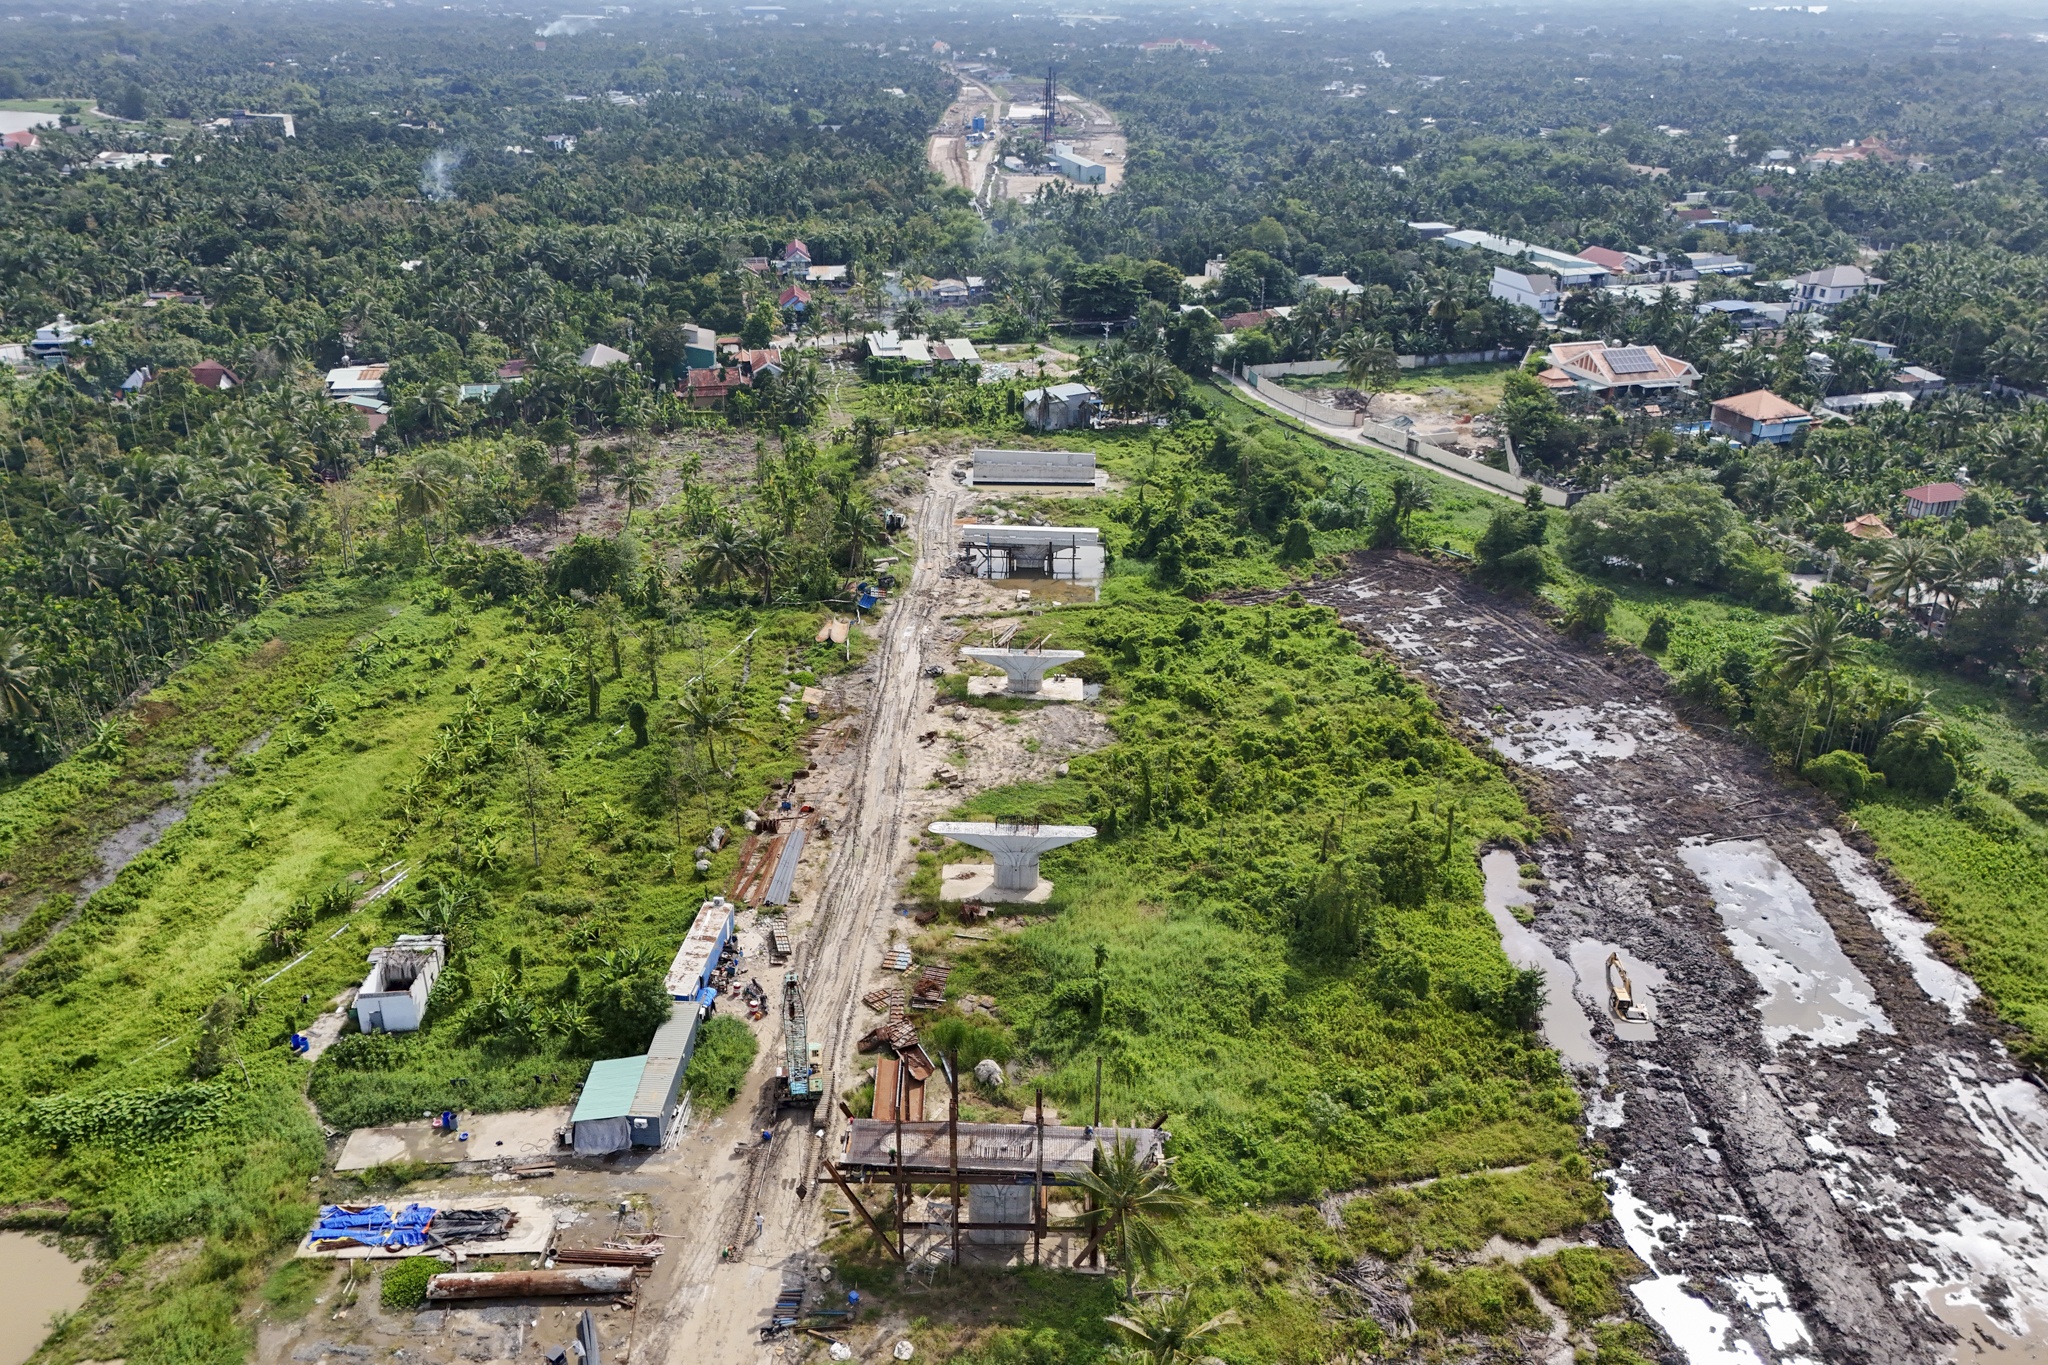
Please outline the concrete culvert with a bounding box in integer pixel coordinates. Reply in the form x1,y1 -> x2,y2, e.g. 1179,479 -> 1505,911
974,1059 -> 1005,1087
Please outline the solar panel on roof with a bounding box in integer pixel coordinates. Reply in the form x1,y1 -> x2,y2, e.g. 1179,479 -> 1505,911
1605,345 -> 1658,375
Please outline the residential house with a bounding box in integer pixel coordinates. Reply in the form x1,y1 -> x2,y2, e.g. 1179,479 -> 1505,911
457,383 -> 501,403
1490,267 -> 1561,319
31,315 -> 84,365
736,347 -> 783,381
1406,221 -> 1455,239
865,330 -> 934,366
189,359 -> 240,391
740,256 -> 773,276
1821,391 -> 1915,416
1299,274 -> 1364,296
1901,482 -> 1966,519
121,367 -> 151,393
1022,382 -> 1099,430
930,278 -> 971,306
1708,389 -> 1812,444
496,358 -> 532,381
1,130 -> 40,153
683,324 -> 719,372
1786,265 -> 1884,312
1577,245 -> 1655,276
931,338 -> 981,366
806,263 -> 850,288
777,282 -> 811,315
683,366 -> 745,409
0,343 -> 29,374
1139,37 -> 1222,52
578,343 -> 632,368
324,363 -> 389,401
1537,341 -> 1700,395
543,133 -> 577,152
778,239 -> 812,272
1888,365 -> 1947,397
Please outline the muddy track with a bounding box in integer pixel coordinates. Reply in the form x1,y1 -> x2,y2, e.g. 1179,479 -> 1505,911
650,469 -> 960,1364
1275,553 -> 2048,1365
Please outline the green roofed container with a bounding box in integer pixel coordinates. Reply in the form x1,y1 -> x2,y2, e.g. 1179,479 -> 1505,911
570,1056 -> 647,1156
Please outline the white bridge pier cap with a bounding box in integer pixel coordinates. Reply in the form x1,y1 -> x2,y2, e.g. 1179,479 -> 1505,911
927,821 -> 1097,891
961,647 -> 1086,694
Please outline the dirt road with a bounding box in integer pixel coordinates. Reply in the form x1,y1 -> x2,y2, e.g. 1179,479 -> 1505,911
649,470 -> 964,1363
1291,553 -> 2048,1365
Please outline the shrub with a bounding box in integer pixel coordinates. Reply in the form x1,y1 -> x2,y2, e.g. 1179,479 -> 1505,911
1519,1246 -> 1644,1326
684,1015 -> 760,1112
2013,788 -> 2048,822
1805,750 -> 1879,804
1642,612 -> 1671,653
1473,506 -> 1549,590
381,1256 -> 440,1311
1875,729 -> 1959,798
1561,586 -> 1615,638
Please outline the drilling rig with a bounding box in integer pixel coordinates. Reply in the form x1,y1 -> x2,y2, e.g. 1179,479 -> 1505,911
774,970 -> 825,1116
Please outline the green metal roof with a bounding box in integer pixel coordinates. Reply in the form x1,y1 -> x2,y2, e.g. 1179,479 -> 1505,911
572,1056 -> 648,1123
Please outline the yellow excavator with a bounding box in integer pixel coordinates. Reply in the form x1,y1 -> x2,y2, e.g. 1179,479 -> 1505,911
1607,952 -> 1650,1024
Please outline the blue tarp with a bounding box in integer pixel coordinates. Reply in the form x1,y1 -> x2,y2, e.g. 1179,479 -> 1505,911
696,986 -> 718,1009
309,1203 -> 435,1249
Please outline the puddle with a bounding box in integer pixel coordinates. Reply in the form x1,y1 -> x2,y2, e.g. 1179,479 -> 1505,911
1676,839 -> 1893,1050
1486,701 -> 1679,771
80,749 -> 228,897
0,1232 -> 89,1365
1607,1172 -> 1774,1364
1806,830 -> 1979,1023
1479,851 -> 1602,1070
1567,940 -> 1662,1043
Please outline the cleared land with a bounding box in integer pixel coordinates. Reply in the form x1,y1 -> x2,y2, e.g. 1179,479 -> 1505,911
1293,551 -> 2048,1362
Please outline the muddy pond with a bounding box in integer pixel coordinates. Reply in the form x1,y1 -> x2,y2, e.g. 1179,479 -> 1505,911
0,1232 -> 89,1365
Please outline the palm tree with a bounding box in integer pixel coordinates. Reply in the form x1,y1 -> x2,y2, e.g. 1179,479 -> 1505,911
1774,606 -> 1857,763
668,678 -> 748,778
1388,473 -> 1434,533
1867,537 -> 1935,615
1071,1137 -> 1193,1297
1329,330 -> 1397,415
394,460 -> 455,547
830,491 -> 888,572
693,517 -> 752,597
0,633 -> 40,719
1105,1293 -> 1240,1365
612,460 -> 654,526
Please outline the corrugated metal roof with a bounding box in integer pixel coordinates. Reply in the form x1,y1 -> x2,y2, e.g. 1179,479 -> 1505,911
631,1005 -> 700,1118
764,827 -> 807,905
573,1056 -> 648,1123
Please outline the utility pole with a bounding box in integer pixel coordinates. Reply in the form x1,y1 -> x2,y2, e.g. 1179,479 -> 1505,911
1042,63 -> 1057,147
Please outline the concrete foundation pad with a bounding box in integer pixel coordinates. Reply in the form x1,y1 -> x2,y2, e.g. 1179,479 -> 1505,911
965,675 -> 1085,702
938,863 -> 1054,903
296,1194 -> 556,1261
334,1106 -> 571,1172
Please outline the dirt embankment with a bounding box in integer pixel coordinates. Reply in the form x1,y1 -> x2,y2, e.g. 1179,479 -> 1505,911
1282,553 -> 2048,1365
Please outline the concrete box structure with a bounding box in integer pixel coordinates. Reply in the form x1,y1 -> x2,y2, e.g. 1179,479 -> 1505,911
664,897 -> 735,1001
971,448 -> 1096,485
957,525 -> 1105,584
353,935 -> 445,1034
